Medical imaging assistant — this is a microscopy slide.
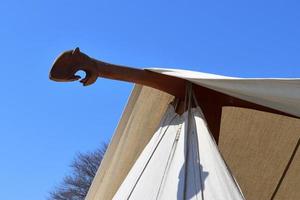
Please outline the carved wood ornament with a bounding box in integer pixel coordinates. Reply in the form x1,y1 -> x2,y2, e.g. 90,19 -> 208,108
50,48 -> 299,143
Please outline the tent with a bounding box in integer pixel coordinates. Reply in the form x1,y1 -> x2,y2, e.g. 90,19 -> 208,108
111,83 -> 245,200
50,49 -> 300,200
85,76 -> 300,200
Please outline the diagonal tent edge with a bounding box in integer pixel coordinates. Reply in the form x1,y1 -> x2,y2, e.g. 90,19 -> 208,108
86,85 -> 174,200
219,106 -> 300,200
269,137 -> 300,200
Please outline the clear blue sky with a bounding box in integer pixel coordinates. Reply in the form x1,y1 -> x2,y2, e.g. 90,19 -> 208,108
1,0 -> 300,199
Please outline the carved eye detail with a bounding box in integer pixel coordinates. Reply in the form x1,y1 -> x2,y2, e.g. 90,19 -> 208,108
72,47 -> 80,55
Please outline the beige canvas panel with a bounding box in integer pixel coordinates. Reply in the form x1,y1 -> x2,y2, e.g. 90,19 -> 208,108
273,143 -> 300,200
86,85 -> 173,200
85,85 -> 143,200
219,107 -> 300,200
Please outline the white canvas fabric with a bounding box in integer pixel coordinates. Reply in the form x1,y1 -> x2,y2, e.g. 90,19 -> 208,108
147,68 -> 300,117
113,105 -> 245,200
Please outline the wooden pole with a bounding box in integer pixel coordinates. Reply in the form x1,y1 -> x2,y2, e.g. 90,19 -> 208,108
49,48 -> 300,143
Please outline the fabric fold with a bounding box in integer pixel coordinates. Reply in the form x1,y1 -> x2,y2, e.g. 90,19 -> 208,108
113,105 -> 245,200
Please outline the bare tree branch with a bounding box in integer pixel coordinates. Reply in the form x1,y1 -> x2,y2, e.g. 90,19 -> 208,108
49,143 -> 107,200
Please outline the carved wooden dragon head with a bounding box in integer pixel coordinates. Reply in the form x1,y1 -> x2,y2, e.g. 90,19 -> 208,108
49,47 -> 98,86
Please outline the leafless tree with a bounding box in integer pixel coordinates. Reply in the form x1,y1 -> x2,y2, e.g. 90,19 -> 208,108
49,143 -> 107,200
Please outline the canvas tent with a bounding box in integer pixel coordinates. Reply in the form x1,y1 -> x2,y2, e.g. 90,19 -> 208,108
85,69 -> 300,200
